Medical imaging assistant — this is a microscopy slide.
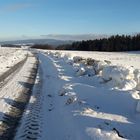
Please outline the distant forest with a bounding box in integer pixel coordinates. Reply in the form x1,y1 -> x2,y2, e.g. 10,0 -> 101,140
31,44 -> 54,50
56,34 -> 140,52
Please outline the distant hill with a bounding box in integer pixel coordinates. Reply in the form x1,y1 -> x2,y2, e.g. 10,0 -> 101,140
0,39 -> 73,47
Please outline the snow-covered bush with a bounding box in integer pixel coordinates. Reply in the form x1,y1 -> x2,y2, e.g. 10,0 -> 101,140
85,66 -> 96,76
75,65 -> 96,77
102,66 -> 114,81
59,88 -> 67,96
134,69 -> 140,82
66,96 -> 77,105
64,53 -> 72,59
134,69 -> 140,90
63,53 -> 74,64
47,51 -> 54,57
76,67 -> 86,76
49,51 -> 140,90
73,56 -> 84,63
93,61 -> 107,74
86,58 -> 95,65
54,52 -> 62,58
104,60 -> 111,64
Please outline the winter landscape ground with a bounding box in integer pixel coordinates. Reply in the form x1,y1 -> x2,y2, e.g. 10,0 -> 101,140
0,47 -> 140,140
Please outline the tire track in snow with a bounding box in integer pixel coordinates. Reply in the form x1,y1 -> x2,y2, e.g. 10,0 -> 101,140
0,55 -> 27,88
0,54 -> 38,140
14,59 -> 44,140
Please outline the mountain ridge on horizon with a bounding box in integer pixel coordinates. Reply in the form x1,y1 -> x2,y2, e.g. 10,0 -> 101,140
0,38 -> 74,46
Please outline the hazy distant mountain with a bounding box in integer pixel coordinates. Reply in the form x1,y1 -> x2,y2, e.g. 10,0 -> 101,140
0,34 -> 109,47
0,39 -> 73,46
41,34 -> 108,41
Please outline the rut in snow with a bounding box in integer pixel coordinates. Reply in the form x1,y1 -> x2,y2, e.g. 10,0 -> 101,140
14,60 -> 44,140
0,56 -> 38,140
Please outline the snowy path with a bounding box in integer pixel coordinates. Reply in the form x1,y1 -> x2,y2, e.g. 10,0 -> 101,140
14,51 -> 140,140
0,48 -> 27,76
0,53 -> 37,139
38,53 -> 84,140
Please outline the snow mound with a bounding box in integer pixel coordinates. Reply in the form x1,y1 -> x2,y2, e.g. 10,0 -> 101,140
102,66 -> 137,90
46,51 -> 140,91
93,60 -> 107,74
86,128 -> 125,140
85,66 -> 96,76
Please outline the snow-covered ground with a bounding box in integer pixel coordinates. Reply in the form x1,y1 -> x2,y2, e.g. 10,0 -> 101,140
0,49 -> 37,139
0,47 -> 27,75
15,50 -> 140,140
46,50 -> 140,69
1,48 -> 140,140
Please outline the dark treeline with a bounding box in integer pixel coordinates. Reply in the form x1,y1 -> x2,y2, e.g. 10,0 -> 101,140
1,44 -> 21,48
31,44 -> 54,50
56,34 -> 140,51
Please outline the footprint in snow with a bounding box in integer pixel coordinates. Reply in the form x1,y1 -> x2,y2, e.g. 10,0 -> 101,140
47,94 -> 53,98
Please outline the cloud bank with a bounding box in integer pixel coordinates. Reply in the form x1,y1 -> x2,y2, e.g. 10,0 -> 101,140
41,34 -> 109,41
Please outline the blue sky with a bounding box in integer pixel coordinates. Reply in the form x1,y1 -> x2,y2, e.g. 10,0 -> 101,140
0,0 -> 140,40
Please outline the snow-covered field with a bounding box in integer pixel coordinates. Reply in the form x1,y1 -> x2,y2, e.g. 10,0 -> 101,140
16,49 -> 140,140
0,47 -> 27,75
46,50 -> 140,69
0,48 -> 140,140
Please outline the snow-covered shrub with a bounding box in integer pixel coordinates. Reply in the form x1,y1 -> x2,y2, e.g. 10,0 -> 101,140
80,59 -> 87,65
66,96 -> 77,105
45,51 -> 50,55
93,61 -> 107,74
73,63 -> 83,72
104,60 -> 111,64
47,51 -> 54,57
63,53 -> 74,64
76,67 -> 86,76
59,88 -> 67,96
66,59 -> 73,65
64,53 -> 72,59
54,52 -> 61,58
86,58 -> 95,65
85,66 -> 96,76
134,69 -> 140,82
134,69 -> 140,90
73,56 -> 84,63
102,66 -> 114,81
59,84 -> 73,96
